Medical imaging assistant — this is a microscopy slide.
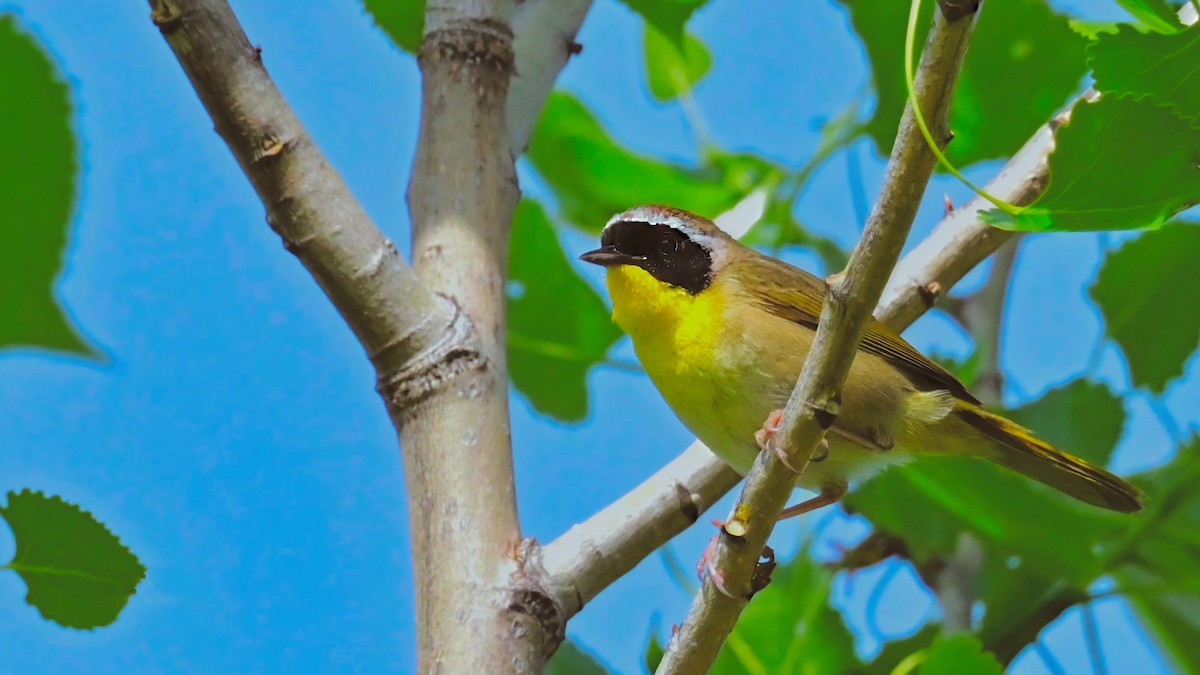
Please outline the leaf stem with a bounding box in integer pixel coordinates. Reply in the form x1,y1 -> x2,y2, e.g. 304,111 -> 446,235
905,0 -> 1022,216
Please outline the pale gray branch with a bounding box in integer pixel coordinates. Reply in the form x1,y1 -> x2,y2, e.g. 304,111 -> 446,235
508,0 -> 592,154
656,7 -> 981,671
146,0 -> 455,380
543,442 -> 741,617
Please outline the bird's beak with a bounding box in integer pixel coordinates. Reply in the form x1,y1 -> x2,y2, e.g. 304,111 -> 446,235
579,246 -> 635,267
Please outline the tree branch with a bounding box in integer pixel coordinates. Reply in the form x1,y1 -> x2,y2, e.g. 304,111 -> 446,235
541,23 -> 1060,624
146,0 -> 456,381
543,442 -> 741,617
655,7 -> 981,671
507,0 -> 592,154
148,0 -> 585,670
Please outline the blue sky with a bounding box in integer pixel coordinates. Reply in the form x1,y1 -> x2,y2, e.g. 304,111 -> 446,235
1,0 -> 1196,673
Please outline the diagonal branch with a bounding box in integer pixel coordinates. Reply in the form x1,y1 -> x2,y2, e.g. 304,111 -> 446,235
148,0 -> 588,670
508,0 -> 592,154
146,0 -> 457,381
541,56 -> 1061,624
655,5 -> 981,671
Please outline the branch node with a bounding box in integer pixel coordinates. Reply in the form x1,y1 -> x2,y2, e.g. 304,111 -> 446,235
506,539 -> 566,658
937,0 -> 980,22
376,296 -> 488,419
918,280 -> 944,307
149,1 -> 183,33
673,481 -> 701,524
566,39 -> 583,56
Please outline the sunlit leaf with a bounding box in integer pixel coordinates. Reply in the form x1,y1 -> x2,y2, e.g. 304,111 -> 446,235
546,639 -> 612,674
644,24 -> 711,101
920,634 -> 1003,675
1,490 -> 145,629
712,548 -> 860,674
0,15 -> 92,354
616,0 -> 707,43
854,624 -> 938,675
1113,0 -> 1184,34
1090,223 -> 1200,392
982,96 -> 1200,232
527,93 -> 780,233
508,200 -> 622,421
1090,23 -> 1200,120
840,0 -> 1086,166
361,0 -> 425,53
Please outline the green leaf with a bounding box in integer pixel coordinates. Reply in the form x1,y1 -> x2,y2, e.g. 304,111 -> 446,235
1090,23 -> 1200,120
616,0 -> 707,43
1112,439 -> 1200,673
853,624 -> 938,675
361,0 -> 425,53
644,624 -> 666,673
644,24 -> 712,101
508,200 -> 622,421
847,379 -> 1129,582
1005,379 -> 1125,465
527,92 -> 779,233
982,96 -> 1200,232
919,634 -> 1002,675
945,0 -> 1088,166
1090,223 -> 1200,392
712,548 -> 860,674
1113,0 -> 1184,34
848,457 -> 1122,583
1,490 -> 145,629
0,15 -> 92,355
841,0 -> 1086,166
546,639 -> 612,675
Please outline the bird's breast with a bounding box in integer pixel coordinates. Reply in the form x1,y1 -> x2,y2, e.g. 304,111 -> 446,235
607,267 -> 767,471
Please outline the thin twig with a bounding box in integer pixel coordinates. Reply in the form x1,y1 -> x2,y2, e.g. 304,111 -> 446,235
1082,602 -> 1110,675
655,6 -> 981,671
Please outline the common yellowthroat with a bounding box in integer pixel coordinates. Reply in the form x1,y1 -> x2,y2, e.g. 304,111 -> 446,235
580,205 -> 1143,516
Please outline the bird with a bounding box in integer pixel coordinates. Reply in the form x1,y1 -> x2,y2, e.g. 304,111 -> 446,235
579,204 -> 1144,518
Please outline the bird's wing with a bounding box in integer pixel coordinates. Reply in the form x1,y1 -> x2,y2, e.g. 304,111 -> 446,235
728,255 -> 980,405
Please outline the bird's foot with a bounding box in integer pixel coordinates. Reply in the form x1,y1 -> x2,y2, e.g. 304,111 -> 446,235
756,408 -> 830,471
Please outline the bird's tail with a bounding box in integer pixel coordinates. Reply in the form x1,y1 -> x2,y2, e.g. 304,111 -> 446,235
952,401 -> 1144,513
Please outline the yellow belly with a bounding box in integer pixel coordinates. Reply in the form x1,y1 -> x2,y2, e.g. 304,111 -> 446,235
606,265 -> 914,490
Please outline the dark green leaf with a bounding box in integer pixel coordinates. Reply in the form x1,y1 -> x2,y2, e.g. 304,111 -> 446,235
841,0 -> 1086,166
1005,379 -> 1125,465
1,490 -> 145,629
848,457 -> 1122,583
616,0 -> 707,43
0,15 -> 92,354
644,25 -> 712,101
1112,438 -> 1200,673
508,200 -> 622,421
982,96 -> 1200,232
361,0 -> 425,53
527,93 -> 780,233
1090,223 -> 1200,392
1113,0 -> 1184,34
644,623 -> 666,673
546,639 -> 612,675
1091,23 -> 1200,121
946,0 -> 1088,166
848,379 -> 1128,582
919,634 -> 1002,675
711,548 -> 860,674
